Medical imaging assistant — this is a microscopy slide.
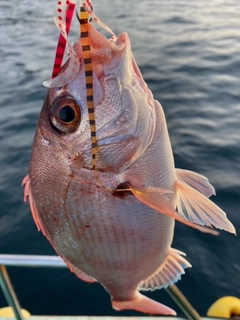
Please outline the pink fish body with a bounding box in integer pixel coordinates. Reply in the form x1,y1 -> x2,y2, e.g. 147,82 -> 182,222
23,15 -> 235,316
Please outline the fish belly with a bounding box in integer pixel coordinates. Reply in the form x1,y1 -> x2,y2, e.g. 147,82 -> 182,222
32,175 -> 174,299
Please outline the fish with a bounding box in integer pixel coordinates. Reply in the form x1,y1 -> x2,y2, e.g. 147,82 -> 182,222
22,0 -> 236,316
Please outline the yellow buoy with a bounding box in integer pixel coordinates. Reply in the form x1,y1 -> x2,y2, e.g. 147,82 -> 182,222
0,307 -> 31,318
207,296 -> 240,318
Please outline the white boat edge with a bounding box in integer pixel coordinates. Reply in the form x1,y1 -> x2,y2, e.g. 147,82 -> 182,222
0,317 -> 228,320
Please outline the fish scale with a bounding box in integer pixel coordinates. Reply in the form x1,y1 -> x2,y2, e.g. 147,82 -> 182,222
30,142 -> 173,285
23,0 -> 235,315
49,177 -> 174,296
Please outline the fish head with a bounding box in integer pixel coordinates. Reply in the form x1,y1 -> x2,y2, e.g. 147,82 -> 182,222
30,24 -> 156,185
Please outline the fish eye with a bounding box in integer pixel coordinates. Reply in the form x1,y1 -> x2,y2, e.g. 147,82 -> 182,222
50,95 -> 81,133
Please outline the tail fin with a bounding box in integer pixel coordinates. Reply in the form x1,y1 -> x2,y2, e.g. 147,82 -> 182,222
111,291 -> 176,315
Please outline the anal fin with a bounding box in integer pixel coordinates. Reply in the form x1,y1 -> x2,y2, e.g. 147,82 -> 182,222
139,248 -> 191,291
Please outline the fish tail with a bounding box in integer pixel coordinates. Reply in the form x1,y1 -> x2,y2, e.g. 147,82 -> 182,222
111,291 -> 176,315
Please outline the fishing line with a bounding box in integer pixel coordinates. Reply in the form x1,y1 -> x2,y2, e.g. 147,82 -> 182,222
77,5 -> 134,194
77,7 -> 98,179
45,0 -> 132,193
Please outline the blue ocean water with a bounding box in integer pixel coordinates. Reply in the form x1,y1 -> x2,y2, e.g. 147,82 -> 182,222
0,0 -> 240,316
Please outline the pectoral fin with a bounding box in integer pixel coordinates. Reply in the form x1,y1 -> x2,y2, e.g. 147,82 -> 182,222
132,169 -> 236,234
131,186 -> 219,235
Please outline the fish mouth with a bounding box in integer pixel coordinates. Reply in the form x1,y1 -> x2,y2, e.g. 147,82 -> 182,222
76,25 -> 129,81
43,18 -> 127,88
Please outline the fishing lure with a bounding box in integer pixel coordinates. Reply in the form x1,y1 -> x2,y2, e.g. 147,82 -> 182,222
43,0 -> 116,88
51,2 -> 75,79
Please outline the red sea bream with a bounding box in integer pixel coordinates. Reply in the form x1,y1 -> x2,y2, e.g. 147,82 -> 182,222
22,0 -> 235,315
